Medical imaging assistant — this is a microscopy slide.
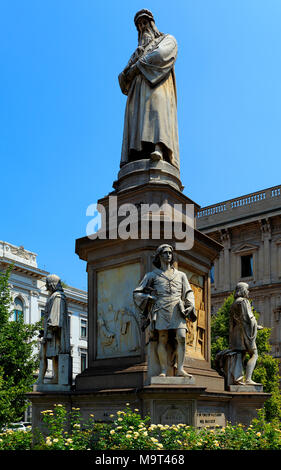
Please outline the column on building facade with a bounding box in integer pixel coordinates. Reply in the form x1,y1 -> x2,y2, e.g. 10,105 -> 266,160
230,250 -> 236,290
273,236 -> 281,281
235,249 -> 240,284
273,293 -> 281,358
30,290 -> 40,324
219,229 -> 231,292
276,239 -> 281,279
259,219 -> 271,284
262,295 -> 270,329
213,257 -> 219,289
218,251 -> 224,291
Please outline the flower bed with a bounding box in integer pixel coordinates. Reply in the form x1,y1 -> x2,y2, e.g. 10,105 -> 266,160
1,404 -> 281,450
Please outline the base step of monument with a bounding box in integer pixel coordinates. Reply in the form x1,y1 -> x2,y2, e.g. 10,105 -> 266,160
229,384 -> 263,393
149,376 -> 195,385
33,384 -> 72,392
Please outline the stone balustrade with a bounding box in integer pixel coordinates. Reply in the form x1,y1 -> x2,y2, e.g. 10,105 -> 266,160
197,184 -> 281,220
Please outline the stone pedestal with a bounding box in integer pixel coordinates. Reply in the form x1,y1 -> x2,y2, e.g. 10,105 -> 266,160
58,354 -> 72,386
28,385 -> 270,433
113,159 -> 183,193
28,161 -> 270,430
149,376 -> 195,385
229,384 -> 263,393
74,177 -> 224,393
33,354 -> 72,392
33,383 -> 72,392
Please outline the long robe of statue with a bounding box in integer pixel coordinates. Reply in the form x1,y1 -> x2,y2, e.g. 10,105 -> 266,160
119,10 -> 180,169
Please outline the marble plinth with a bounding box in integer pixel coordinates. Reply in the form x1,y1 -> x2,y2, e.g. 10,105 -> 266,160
229,384 -> 263,393
33,383 -> 72,392
149,376 -> 195,385
113,159 -> 183,193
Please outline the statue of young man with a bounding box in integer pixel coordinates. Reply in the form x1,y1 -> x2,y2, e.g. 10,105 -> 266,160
133,244 -> 196,377
119,9 -> 180,169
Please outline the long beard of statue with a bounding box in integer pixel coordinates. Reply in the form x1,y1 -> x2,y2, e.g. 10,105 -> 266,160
139,30 -> 154,47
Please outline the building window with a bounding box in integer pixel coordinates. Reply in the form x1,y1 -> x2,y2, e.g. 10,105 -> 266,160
14,297 -> 24,321
80,349 -> 87,372
241,254 -> 253,278
80,319 -> 87,339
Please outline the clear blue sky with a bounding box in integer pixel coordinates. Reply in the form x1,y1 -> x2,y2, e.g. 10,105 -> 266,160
1,1 -> 281,291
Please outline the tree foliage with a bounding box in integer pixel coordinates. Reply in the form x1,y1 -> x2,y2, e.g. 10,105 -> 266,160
0,267 -> 41,427
211,293 -> 281,422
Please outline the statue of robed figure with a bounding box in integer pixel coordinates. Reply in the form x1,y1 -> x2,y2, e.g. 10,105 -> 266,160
37,274 -> 71,385
215,282 -> 263,387
119,9 -> 180,169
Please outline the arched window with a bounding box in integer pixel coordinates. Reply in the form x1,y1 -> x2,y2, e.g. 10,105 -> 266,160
14,297 -> 24,321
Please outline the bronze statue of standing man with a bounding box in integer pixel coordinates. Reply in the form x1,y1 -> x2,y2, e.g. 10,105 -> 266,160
119,10 -> 180,169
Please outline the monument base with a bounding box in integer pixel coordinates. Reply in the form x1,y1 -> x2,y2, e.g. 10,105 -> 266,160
149,376 -> 195,385
229,384 -> 263,393
27,384 -> 270,433
33,384 -> 72,392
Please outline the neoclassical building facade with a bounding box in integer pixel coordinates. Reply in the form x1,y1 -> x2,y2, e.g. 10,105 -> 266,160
0,241 -> 88,386
196,184 -> 281,364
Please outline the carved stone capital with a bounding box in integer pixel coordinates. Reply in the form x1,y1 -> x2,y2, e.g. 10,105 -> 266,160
274,306 -> 281,322
259,218 -> 272,240
219,228 -> 231,248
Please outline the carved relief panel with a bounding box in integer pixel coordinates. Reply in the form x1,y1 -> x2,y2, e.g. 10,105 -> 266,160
181,268 -> 206,360
96,263 -> 142,359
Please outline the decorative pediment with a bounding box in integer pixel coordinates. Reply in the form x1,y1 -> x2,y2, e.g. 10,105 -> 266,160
232,243 -> 258,254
